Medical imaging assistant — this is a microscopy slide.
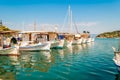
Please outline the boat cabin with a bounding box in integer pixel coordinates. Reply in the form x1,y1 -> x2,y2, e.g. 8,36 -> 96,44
74,34 -> 81,40
81,33 -> 90,39
0,30 -> 19,49
47,32 -> 57,41
19,31 -> 49,43
60,33 -> 74,41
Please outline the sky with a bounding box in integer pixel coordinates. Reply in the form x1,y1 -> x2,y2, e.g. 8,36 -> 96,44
0,0 -> 120,34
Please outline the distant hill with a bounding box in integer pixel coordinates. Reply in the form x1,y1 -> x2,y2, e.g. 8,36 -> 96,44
96,30 -> 120,38
0,25 -> 10,31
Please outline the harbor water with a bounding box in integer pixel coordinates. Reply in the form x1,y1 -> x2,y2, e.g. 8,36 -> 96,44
0,38 -> 119,80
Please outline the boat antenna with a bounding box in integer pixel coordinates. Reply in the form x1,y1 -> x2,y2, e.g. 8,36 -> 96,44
22,21 -> 25,31
0,20 -> 2,26
118,37 -> 120,51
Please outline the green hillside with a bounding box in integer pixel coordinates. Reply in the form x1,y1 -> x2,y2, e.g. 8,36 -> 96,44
0,25 -> 10,31
96,30 -> 120,38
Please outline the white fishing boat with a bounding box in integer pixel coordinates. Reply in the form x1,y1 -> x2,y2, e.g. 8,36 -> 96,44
64,40 -> 73,47
72,34 -> 82,45
87,37 -> 95,42
0,30 -> 19,55
60,5 -> 74,47
19,42 -> 51,51
50,39 -> 64,49
57,39 -> 64,48
86,38 -> 92,43
65,5 -> 73,47
56,34 -> 65,48
47,32 -> 65,49
63,33 -> 74,48
91,38 -> 95,42
72,38 -> 82,45
0,46 -> 18,55
113,51 -> 120,71
112,38 -> 120,71
18,31 -> 51,51
82,38 -> 87,44
81,32 -> 91,44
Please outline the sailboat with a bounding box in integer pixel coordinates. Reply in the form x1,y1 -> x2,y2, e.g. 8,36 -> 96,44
61,5 -> 74,48
72,34 -> 83,45
112,38 -> 120,71
72,15 -> 83,45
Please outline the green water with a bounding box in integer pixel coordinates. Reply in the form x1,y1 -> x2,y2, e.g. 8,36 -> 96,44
0,38 -> 119,80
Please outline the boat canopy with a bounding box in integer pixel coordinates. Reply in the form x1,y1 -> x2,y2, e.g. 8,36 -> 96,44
58,35 -> 64,39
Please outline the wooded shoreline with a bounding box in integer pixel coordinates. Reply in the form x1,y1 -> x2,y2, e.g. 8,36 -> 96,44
96,30 -> 120,38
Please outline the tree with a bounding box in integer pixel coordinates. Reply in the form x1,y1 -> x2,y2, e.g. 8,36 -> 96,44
0,25 -> 10,31
83,31 -> 86,33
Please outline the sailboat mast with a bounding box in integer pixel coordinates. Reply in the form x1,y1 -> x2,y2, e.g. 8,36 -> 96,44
68,5 -> 70,33
70,10 -> 72,34
68,5 -> 72,33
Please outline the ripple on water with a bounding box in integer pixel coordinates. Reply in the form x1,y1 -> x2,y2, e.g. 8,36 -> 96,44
0,39 -> 119,80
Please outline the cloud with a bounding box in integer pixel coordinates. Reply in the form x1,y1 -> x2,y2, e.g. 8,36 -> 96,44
39,23 -> 60,31
40,24 -> 59,27
75,22 -> 99,27
4,21 -> 12,25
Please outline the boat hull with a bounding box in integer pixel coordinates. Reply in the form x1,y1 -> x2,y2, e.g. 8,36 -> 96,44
72,38 -> 82,45
87,38 -> 92,43
91,38 -> 95,42
0,47 -> 18,56
82,38 -> 87,44
113,51 -> 120,71
19,42 -> 51,51
50,40 -> 64,49
64,40 -> 72,48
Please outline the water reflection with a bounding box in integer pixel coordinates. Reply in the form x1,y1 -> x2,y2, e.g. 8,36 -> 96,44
0,55 -> 19,80
51,49 -> 64,63
0,42 -> 96,80
72,45 -> 82,54
115,72 -> 120,80
64,46 -> 73,54
86,42 -> 95,48
19,51 -> 52,72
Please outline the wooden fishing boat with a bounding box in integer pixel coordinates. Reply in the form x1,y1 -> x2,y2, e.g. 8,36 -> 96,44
72,34 -> 82,45
61,33 -> 74,47
0,30 -> 19,56
18,31 -> 51,51
50,39 -> 64,49
48,32 -> 65,49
